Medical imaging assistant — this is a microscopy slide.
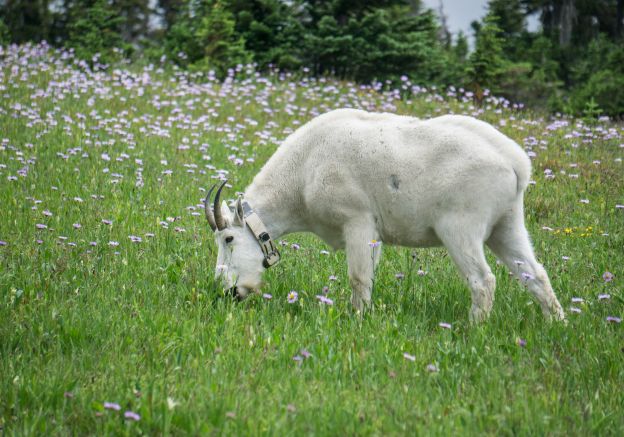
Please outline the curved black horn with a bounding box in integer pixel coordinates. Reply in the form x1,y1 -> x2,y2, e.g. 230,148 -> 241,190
204,184 -> 218,231
213,180 -> 228,231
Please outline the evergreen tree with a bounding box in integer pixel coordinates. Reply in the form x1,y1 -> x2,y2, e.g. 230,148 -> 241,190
453,31 -> 468,62
301,1 -> 445,83
487,0 -> 528,60
0,16 -> 10,44
466,13 -> 506,100
568,34 -> 624,115
227,0 -> 304,70
113,0 -> 151,44
158,0 -> 186,30
1,0 -> 52,43
164,0 -> 250,75
66,0 -> 126,64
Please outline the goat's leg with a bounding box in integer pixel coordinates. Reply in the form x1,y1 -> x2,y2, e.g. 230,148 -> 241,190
436,219 -> 496,323
487,209 -> 565,321
344,222 -> 380,313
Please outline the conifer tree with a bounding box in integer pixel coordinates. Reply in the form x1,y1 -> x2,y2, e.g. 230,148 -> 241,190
66,0 -> 126,64
466,13 -> 506,101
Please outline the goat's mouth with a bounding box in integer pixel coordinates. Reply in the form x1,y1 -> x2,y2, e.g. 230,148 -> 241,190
225,286 -> 241,300
225,286 -> 260,301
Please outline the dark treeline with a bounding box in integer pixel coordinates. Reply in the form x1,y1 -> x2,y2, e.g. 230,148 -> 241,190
1,0 -> 623,116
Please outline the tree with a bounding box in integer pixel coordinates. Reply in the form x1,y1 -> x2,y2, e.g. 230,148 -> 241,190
66,0 -> 126,64
466,13 -> 506,100
227,0 -> 304,69
112,0 -> 151,44
0,16 -> 9,43
1,0 -> 52,43
568,34 -> 624,116
487,0 -> 529,60
300,1 -> 446,83
164,0 -> 251,76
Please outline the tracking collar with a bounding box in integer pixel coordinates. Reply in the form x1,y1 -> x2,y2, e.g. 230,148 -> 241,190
241,200 -> 281,268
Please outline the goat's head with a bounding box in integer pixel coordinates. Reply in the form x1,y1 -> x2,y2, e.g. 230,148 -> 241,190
205,181 -> 267,299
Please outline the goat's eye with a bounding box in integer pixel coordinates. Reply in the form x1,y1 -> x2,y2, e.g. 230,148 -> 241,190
225,236 -> 234,244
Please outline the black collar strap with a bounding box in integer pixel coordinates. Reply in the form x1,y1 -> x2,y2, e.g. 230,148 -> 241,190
241,200 -> 280,268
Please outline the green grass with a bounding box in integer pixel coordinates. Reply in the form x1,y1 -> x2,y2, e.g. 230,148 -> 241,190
1,45 -> 623,435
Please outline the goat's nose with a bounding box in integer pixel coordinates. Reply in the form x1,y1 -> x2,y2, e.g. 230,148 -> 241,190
227,286 -> 239,299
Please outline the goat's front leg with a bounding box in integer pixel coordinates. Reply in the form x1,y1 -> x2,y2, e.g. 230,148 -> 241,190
345,223 -> 380,313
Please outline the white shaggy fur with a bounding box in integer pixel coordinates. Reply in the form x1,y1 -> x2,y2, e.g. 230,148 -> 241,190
214,108 -> 565,322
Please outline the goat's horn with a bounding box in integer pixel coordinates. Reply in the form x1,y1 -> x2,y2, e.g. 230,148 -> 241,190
204,184 -> 218,231
213,180 -> 228,231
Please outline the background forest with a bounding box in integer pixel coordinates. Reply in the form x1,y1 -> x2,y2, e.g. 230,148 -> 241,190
1,1 -> 623,114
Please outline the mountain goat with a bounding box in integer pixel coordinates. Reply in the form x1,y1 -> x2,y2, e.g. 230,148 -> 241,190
205,109 -> 565,322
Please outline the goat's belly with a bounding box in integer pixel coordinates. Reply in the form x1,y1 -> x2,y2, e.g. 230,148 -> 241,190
379,222 -> 441,248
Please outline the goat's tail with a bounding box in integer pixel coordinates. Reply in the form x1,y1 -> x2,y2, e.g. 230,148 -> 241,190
511,143 -> 532,196
512,146 -> 531,195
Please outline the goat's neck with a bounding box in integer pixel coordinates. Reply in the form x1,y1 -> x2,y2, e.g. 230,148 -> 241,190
243,181 -> 305,240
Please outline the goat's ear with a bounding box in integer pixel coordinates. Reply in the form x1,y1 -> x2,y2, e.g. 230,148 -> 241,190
220,200 -> 232,228
232,198 -> 245,227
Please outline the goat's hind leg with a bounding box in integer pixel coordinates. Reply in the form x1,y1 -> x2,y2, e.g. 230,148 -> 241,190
436,220 -> 496,323
487,209 -> 565,321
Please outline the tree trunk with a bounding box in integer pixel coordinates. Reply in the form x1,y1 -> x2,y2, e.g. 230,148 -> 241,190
557,0 -> 576,46
617,0 -> 623,38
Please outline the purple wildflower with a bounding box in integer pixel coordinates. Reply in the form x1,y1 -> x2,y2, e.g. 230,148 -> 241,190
438,322 -> 452,329
395,272 -> 405,280
517,338 -> 527,347
403,352 -> 416,361
287,290 -> 298,303
426,364 -> 439,373
606,316 -> 621,324
598,294 -> 610,300
570,307 -> 581,314
73,223 -> 81,229
0,240 -> 7,246
101,219 -> 112,225
124,411 -> 140,421
521,271 -> 534,281
262,293 -> 272,300
368,239 -> 381,248
300,348 -> 311,359
602,271 -> 614,282
36,223 -> 47,229
316,295 -> 333,305
104,402 -> 121,411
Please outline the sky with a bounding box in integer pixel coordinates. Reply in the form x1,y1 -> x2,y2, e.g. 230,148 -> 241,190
421,0 -> 540,43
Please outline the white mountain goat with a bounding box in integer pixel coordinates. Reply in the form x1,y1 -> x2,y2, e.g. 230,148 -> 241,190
204,109 -> 565,322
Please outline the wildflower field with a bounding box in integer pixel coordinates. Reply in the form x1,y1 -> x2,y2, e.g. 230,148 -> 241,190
1,44 -> 623,435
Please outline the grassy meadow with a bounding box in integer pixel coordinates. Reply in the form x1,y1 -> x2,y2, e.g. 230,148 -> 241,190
1,44 -> 623,435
